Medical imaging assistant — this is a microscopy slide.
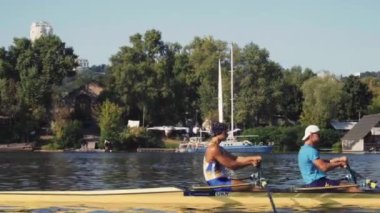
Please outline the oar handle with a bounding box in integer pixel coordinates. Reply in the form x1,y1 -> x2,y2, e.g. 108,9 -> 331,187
231,176 -> 252,181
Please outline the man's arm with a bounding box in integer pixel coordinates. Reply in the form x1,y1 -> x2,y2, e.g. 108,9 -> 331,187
236,156 -> 262,167
329,156 -> 348,164
313,158 -> 346,172
211,146 -> 261,170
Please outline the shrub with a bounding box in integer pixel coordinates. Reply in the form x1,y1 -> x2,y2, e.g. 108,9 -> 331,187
319,129 -> 341,148
332,142 -> 342,153
244,125 -> 342,152
97,100 -> 123,148
118,127 -> 163,151
244,126 -> 303,152
54,120 -> 83,149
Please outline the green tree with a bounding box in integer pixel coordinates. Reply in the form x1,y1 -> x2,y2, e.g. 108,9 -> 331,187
108,29 -> 187,126
97,100 -> 123,146
300,73 -> 343,127
368,96 -> 380,114
0,36 -> 77,143
280,66 -> 315,122
234,43 -> 283,127
0,78 -> 21,120
57,120 -> 83,149
185,36 -> 227,122
361,77 -> 380,114
171,44 -> 199,125
338,75 -> 372,120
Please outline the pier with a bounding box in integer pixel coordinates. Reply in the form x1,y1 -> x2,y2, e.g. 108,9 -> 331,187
136,148 -> 176,153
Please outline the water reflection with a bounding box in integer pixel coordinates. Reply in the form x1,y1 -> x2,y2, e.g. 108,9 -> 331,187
0,152 -> 379,190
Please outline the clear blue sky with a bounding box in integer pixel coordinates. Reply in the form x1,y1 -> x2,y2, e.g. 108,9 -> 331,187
1,0 -> 380,76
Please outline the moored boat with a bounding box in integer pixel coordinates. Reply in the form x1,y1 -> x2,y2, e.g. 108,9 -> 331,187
177,136 -> 273,153
1,187 -> 380,211
177,47 -> 274,154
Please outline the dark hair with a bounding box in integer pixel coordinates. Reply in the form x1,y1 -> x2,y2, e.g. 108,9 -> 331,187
211,122 -> 227,136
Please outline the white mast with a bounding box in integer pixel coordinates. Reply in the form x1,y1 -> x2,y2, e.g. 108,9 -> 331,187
230,44 -> 234,136
218,59 -> 224,123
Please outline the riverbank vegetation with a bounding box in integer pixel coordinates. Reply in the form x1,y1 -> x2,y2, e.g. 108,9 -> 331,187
0,29 -> 379,152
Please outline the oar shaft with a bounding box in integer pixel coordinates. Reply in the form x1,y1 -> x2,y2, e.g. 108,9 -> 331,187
232,177 -> 251,181
346,165 -> 379,189
266,189 -> 277,213
255,165 -> 277,213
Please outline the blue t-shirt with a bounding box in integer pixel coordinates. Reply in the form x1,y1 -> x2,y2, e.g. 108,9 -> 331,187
298,144 -> 326,184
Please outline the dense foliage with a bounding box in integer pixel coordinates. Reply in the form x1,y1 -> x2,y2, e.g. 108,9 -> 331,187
300,74 -> 343,128
245,125 -> 342,152
0,36 -> 77,143
97,100 -> 123,147
1,29 -> 379,151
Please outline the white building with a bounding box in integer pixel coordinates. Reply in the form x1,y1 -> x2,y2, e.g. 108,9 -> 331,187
30,21 -> 53,42
76,58 -> 89,71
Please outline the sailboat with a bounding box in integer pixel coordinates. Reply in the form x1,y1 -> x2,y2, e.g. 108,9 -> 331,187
215,44 -> 273,153
177,45 -> 273,153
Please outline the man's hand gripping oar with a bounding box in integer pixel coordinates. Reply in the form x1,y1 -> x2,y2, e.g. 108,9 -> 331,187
331,156 -> 361,185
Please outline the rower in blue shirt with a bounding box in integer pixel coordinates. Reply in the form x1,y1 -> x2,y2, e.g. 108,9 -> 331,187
298,125 -> 359,191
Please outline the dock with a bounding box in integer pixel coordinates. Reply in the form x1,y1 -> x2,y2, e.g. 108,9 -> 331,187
0,142 -> 35,152
136,148 -> 176,153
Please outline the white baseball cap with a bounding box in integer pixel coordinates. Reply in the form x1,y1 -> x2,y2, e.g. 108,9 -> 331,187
302,125 -> 320,141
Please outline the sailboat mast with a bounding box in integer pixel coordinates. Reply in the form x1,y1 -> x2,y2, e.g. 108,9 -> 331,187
230,44 -> 234,136
218,59 -> 223,122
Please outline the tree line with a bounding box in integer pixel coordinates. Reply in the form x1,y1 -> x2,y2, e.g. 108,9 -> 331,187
0,29 -> 379,150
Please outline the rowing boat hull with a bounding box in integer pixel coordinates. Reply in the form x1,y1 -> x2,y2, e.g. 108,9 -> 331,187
0,187 -> 379,212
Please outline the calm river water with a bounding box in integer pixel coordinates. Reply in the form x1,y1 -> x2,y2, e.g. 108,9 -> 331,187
0,152 -> 379,212
0,152 -> 379,190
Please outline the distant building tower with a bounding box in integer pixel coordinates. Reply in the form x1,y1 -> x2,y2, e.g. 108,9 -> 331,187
30,21 -> 53,42
76,58 -> 90,71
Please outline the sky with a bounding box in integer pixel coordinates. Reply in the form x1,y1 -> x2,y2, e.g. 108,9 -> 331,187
1,0 -> 380,76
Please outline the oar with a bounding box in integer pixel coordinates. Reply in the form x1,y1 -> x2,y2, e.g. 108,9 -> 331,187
192,182 -> 254,190
346,164 -> 358,184
256,165 -> 277,213
232,171 -> 260,181
346,165 -> 378,189
346,164 -> 365,184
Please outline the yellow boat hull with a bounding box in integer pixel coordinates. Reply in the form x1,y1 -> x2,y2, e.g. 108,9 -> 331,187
0,187 -> 379,212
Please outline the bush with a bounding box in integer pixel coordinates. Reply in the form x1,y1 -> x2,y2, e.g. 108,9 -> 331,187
319,129 -> 341,148
97,100 -> 123,148
41,142 -> 60,150
276,126 -> 304,152
117,127 -> 163,151
54,120 -> 83,149
244,125 -> 342,152
244,125 -> 304,152
332,142 -> 342,153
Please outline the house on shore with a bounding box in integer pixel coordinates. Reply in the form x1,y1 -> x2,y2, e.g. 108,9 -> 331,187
341,114 -> 380,153
330,120 -> 357,132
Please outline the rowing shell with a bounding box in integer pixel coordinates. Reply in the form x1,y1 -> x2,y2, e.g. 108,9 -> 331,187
0,187 -> 379,212
294,184 -> 360,192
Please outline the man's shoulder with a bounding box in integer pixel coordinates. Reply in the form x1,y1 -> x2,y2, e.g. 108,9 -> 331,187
207,144 -> 223,155
206,144 -> 221,153
300,144 -> 318,155
301,144 -> 317,150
